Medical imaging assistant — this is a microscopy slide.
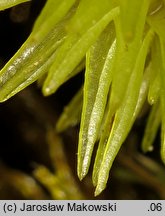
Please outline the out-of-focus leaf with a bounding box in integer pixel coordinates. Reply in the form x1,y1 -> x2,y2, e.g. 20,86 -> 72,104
56,87 -> 83,132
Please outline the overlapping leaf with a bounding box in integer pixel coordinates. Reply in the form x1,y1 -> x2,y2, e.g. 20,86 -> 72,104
78,24 -> 116,179
0,0 -> 165,196
0,0 -> 77,101
95,29 -> 154,195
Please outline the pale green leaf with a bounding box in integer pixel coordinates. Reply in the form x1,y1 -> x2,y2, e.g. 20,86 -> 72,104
108,0 -> 149,114
56,87 -> 83,133
33,0 -> 66,31
0,0 -> 30,10
78,41 -> 115,181
147,6 -> 165,40
142,100 -> 161,153
159,37 -> 165,163
133,63 -> 152,118
119,0 -> 150,43
148,72 -> 160,105
78,25 -> 116,179
0,3 -> 77,102
95,29 -> 154,196
33,0 -> 77,41
42,7 -> 119,96
67,0 -> 118,36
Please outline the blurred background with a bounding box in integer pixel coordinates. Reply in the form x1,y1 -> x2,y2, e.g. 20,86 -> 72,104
0,0 -> 165,199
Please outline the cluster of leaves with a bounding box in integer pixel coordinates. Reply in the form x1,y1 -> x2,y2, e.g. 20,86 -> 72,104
0,0 -> 165,195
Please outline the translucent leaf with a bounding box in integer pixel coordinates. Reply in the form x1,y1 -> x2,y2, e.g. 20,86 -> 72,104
42,6 -> 119,96
0,0 -> 30,10
119,0 -> 150,43
0,3 -> 76,102
67,0 -> 118,35
32,0 -> 77,41
78,24 -> 116,179
93,61 -> 152,186
56,87 -> 83,133
95,29 -> 154,196
159,37 -> 165,163
148,72 -> 160,105
38,58 -> 85,90
142,100 -> 161,153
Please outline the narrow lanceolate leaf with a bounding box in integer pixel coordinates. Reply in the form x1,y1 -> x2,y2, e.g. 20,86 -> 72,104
93,61 -> 152,186
42,7 -> 119,96
142,100 -> 161,153
159,37 -> 165,163
0,22 -> 66,102
78,25 -> 116,179
56,87 -> 83,133
0,1 -> 78,102
95,29 -> 154,196
0,0 -> 30,10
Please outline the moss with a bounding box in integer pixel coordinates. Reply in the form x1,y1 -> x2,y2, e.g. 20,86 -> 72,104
0,0 -> 165,198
